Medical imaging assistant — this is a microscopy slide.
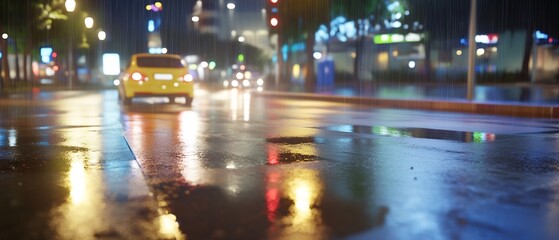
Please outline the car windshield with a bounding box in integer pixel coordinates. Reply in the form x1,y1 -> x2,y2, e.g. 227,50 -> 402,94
136,56 -> 184,68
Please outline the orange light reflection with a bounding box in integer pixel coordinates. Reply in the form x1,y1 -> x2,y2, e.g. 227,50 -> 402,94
178,111 -> 203,184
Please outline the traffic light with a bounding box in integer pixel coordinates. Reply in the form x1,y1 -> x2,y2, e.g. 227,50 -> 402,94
266,0 -> 280,33
270,17 -> 279,27
51,52 -> 58,68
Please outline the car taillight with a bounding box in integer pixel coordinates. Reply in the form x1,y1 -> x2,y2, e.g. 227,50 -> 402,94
131,72 -> 143,81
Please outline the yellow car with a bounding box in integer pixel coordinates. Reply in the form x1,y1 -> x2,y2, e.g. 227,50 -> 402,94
118,53 -> 194,105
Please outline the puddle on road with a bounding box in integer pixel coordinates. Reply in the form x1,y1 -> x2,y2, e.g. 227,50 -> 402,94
323,125 -> 496,143
266,137 -> 315,144
0,146 -> 89,172
266,137 -> 320,165
274,152 -> 319,164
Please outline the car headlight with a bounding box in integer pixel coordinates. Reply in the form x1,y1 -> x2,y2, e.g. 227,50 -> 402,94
231,80 -> 239,87
242,79 -> 250,87
257,78 -> 264,86
244,71 -> 252,79
236,72 -> 244,80
223,80 -> 229,87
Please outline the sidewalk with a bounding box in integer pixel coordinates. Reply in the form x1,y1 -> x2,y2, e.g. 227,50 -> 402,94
258,81 -> 559,118
0,90 -> 165,239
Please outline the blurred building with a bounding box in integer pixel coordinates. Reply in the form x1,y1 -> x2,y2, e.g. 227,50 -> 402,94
432,30 -> 559,82
318,28 -> 559,82
191,0 -> 271,53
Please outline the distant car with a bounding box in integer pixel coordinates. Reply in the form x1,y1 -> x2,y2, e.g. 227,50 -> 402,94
118,53 -> 194,105
222,66 -> 265,91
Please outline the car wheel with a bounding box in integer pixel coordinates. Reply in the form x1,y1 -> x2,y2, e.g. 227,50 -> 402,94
122,96 -> 132,105
184,97 -> 193,106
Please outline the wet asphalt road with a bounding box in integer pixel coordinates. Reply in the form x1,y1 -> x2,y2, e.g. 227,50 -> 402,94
2,86 -> 559,240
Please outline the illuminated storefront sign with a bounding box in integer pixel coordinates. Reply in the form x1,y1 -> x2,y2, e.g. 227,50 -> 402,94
374,33 -> 423,44
102,53 -> 120,75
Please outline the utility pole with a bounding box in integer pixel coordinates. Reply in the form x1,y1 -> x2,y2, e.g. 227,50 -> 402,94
467,0 -> 476,101
65,0 -> 76,90
530,31 -> 538,83
266,0 -> 283,90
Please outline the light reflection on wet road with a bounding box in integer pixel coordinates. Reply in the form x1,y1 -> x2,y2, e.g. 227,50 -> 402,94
0,91 -> 173,239
2,87 -> 559,239
121,87 -> 559,240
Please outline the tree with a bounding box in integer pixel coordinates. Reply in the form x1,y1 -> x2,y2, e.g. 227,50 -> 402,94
278,0 -> 331,90
331,0 -> 415,81
331,0 -> 378,81
36,1 -> 69,31
0,0 -> 59,89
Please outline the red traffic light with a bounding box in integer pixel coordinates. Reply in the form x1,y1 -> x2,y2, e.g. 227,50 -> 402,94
51,52 -> 57,58
266,0 -> 280,31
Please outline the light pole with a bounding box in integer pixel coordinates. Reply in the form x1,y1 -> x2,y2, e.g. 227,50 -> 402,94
65,0 -> 76,90
84,17 -> 94,29
227,2 -> 235,41
0,33 -> 7,89
80,16 -> 94,48
226,2 -> 235,72
467,0 -> 476,101
97,30 -> 106,85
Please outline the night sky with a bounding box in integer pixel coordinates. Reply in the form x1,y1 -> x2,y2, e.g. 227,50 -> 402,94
82,0 -> 559,59
410,0 -> 559,39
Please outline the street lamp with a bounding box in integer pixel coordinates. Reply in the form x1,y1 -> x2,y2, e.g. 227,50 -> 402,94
84,17 -> 94,29
227,3 -> 236,10
97,30 -> 106,41
80,16 -> 94,48
65,0 -> 76,89
97,30 -> 106,85
1,33 -> 6,87
65,0 -> 76,12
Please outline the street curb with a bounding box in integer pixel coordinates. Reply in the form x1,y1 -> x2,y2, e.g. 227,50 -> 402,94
256,91 -> 559,119
121,133 -> 154,199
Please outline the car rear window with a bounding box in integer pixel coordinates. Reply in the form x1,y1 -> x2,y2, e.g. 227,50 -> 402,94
136,56 -> 184,68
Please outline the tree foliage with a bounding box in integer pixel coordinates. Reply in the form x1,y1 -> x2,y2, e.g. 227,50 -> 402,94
36,0 -> 68,30
332,0 -> 385,21
276,0 -> 332,88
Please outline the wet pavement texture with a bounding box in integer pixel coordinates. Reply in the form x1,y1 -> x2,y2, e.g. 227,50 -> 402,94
122,87 -> 559,239
0,91 -> 175,239
285,82 -> 559,104
2,87 -> 559,239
